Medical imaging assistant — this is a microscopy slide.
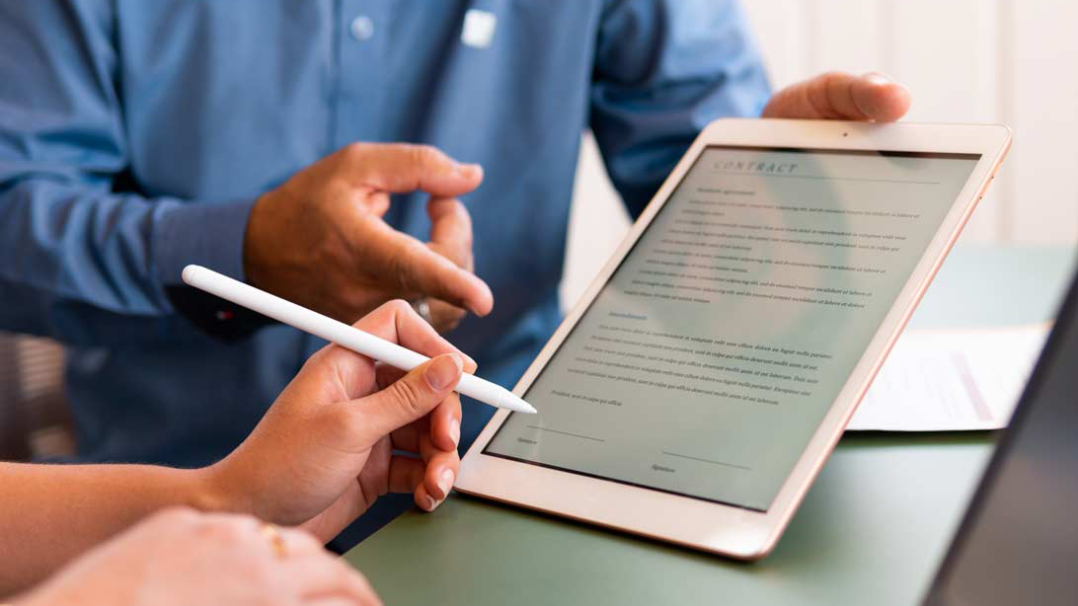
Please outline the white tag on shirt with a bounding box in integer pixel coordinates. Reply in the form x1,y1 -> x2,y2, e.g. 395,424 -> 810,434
461,9 -> 497,48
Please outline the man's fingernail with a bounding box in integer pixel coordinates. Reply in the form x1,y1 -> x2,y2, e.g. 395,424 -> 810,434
439,468 -> 455,496
449,418 -> 461,447
865,72 -> 891,85
457,163 -> 483,179
425,353 -> 463,391
468,282 -> 494,317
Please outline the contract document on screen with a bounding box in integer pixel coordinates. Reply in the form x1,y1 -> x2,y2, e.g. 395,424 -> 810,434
485,145 -> 985,511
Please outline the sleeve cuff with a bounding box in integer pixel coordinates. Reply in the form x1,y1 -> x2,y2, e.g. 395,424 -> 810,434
153,198 -> 256,287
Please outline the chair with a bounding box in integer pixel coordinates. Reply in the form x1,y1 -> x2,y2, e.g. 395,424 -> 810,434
0,333 -> 75,460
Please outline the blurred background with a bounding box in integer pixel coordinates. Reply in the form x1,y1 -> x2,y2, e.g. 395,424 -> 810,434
4,0 -> 1076,460
563,0 -> 1078,306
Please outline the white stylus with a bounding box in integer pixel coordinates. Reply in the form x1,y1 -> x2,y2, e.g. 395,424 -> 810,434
182,265 -> 537,414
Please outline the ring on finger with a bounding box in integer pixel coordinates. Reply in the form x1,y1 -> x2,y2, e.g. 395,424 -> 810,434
411,298 -> 433,325
260,522 -> 288,558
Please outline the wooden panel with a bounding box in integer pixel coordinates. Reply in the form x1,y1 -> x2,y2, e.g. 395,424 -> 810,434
740,0 -> 810,88
560,134 -> 630,310
807,0 -> 886,76
1007,0 -> 1078,243
889,0 -> 1003,242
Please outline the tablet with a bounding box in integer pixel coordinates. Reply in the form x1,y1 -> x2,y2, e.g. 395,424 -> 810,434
456,119 -> 1011,559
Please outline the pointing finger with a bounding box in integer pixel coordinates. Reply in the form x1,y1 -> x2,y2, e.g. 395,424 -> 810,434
336,143 -> 484,197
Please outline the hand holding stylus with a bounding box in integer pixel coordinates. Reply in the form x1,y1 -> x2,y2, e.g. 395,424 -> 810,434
182,265 -> 536,414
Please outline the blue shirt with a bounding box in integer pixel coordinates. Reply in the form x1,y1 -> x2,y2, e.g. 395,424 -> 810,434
0,0 -> 769,468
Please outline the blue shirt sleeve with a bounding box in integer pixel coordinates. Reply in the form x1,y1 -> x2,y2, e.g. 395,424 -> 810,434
0,0 -> 253,344
590,0 -> 772,218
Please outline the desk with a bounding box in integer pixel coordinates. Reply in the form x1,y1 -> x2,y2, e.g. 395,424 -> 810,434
344,246 -> 1075,606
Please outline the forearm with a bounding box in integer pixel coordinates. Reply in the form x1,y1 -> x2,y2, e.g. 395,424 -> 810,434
0,180 -> 256,346
0,0 -> 254,345
591,0 -> 771,217
0,462 -> 222,596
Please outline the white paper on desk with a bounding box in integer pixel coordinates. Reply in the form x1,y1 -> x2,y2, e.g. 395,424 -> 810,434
847,324 -> 1050,432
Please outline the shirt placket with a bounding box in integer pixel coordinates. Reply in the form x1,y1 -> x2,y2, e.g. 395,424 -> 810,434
332,0 -> 389,149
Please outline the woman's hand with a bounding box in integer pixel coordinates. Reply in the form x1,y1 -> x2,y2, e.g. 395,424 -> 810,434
198,300 -> 474,542
16,508 -> 380,606
0,301 -> 468,595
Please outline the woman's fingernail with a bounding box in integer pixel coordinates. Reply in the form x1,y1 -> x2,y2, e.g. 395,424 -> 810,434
449,418 -> 461,447
425,353 -> 463,391
439,468 -> 455,496
422,494 -> 437,511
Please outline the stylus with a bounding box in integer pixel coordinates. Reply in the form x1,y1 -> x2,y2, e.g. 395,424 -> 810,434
181,264 -> 537,414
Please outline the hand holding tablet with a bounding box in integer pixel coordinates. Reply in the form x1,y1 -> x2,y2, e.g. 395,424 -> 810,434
457,119 -> 1011,559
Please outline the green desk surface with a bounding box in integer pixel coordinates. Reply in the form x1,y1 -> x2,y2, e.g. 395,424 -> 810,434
345,245 -> 1075,606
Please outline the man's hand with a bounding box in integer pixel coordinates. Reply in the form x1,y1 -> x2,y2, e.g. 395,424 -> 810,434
763,72 -> 912,122
423,196 -> 480,331
244,143 -> 493,332
200,300 -> 472,543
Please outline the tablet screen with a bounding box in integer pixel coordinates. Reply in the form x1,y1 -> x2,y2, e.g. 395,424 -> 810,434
484,145 -> 980,511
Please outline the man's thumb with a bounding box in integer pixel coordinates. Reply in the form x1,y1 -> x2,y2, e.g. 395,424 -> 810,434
354,353 -> 464,442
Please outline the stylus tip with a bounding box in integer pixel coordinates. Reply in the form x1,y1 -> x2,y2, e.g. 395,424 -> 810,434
503,391 -> 537,414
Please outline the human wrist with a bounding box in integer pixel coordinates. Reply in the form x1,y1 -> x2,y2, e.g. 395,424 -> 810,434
186,464 -> 246,515
241,193 -> 273,290
242,190 -> 298,294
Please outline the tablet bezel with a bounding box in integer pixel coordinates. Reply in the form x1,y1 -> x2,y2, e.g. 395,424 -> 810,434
456,119 -> 1011,559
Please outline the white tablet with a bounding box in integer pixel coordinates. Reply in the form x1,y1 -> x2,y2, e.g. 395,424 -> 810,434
456,119 -> 1011,559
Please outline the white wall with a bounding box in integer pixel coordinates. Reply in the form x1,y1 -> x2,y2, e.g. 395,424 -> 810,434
561,0 -> 1078,309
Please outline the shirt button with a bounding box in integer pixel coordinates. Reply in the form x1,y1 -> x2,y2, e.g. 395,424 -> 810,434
350,15 -> 374,41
